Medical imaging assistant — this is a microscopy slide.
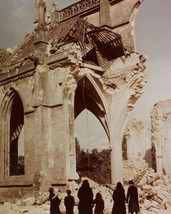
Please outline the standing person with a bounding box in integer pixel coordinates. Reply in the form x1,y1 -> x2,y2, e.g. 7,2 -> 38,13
64,189 -> 75,214
126,180 -> 140,214
77,179 -> 94,214
93,192 -> 104,214
49,187 -> 61,214
112,182 -> 126,214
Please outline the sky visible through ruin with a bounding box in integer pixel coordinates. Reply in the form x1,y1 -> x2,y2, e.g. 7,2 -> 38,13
0,0 -> 171,150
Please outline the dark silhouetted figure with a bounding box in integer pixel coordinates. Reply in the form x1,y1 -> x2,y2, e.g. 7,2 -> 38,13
49,187 -> 61,214
112,182 -> 126,214
64,189 -> 75,214
93,192 -> 104,214
77,179 -> 94,214
126,180 -> 140,214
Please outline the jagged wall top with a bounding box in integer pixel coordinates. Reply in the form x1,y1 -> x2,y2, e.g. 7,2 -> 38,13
0,0 -> 143,70
34,0 -> 143,52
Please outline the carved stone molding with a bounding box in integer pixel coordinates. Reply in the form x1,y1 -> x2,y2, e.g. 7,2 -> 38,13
0,61 -> 36,86
59,0 -> 118,21
59,0 -> 100,21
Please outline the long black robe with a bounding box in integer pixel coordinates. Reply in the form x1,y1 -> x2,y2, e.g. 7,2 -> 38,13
77,182 -> 94,214
127,185 -> 139,213
112,184 -> 126,214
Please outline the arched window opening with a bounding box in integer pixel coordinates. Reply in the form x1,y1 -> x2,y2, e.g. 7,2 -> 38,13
75,109 -> 109,151
10,95 -> 24,176
74,76 -> 111,183
75,109 -> 111,183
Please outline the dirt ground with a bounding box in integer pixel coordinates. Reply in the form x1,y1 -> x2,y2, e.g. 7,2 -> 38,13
0,202 -> 171,214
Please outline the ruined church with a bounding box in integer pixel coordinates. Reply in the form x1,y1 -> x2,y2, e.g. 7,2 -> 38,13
0,0 -> 147,201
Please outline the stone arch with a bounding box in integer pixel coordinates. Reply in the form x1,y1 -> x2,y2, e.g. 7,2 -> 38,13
74,74 -> 110,181
62,73 -> 110,180
75,74 -> 109,140
0,88 -> 24,176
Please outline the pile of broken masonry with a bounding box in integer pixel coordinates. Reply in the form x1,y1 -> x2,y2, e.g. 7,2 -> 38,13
123,159 -> 171,213
1,160 -> 171,214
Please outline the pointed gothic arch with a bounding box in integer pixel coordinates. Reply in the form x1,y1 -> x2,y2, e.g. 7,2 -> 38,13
74,75 -> 110,181
75,75 -> 109,139
0,88 -> 24,176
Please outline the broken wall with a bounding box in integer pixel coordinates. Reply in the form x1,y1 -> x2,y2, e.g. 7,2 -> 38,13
124,118 -> 152,167
151,99 -> 171,177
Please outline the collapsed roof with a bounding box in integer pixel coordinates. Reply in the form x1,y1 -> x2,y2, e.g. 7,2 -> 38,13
0,1 -> 125,70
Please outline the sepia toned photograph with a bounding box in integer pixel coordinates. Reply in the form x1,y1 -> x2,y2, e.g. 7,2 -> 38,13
0,0 -> 171,213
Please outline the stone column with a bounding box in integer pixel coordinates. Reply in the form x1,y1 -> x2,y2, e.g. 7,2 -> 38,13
109,109 -> 131,184
110,138 -> 123,184
103,53 -> 146,184
33,105 -> 54,192
51,105 -> 68,184
63,75 -> 79,180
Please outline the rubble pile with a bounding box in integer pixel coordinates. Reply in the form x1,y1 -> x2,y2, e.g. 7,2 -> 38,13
123,159 -> 171,213
123,158 -> 148,183
0,178 -> 113,214
1,171 -> 171,214
1,152 -> 171,214
0,201 -> 49,214
138,169 -> 171,212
